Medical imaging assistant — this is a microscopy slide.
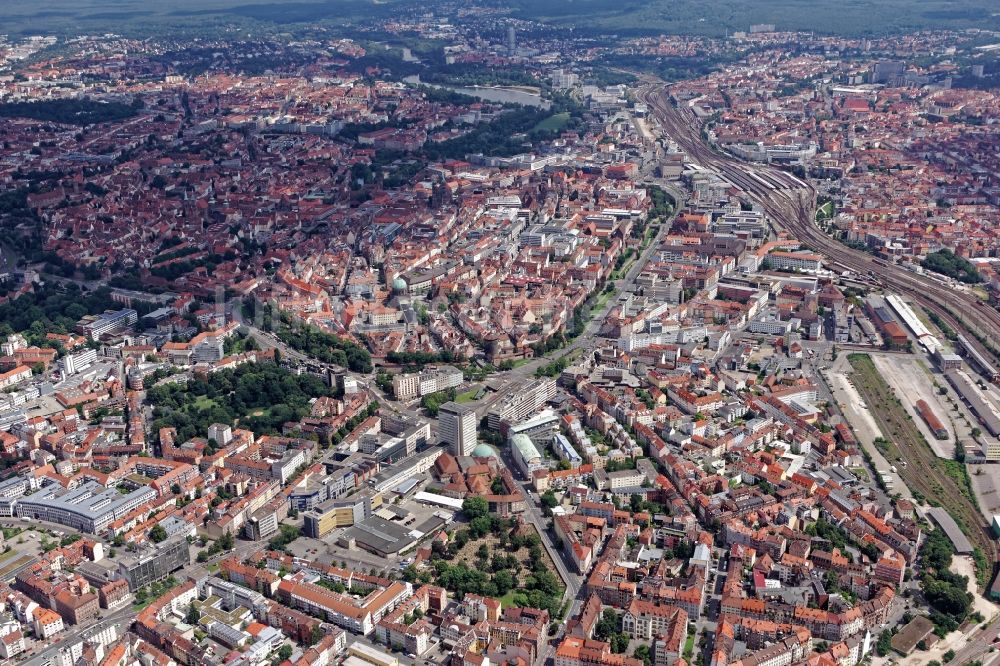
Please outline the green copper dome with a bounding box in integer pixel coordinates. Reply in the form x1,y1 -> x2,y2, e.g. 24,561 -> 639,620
472,443 -> 497,458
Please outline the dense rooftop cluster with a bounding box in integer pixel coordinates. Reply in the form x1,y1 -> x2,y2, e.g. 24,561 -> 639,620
0,17 -> 998,666
675,50 -> 1000,268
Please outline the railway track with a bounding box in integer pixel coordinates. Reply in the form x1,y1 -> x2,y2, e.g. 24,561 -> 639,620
849,354 -> 995,561
640,83 -> 1000,564
640,85 -> 1000,377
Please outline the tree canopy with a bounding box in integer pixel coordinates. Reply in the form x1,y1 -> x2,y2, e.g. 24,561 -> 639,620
275,319 -> 372,373
921,249 -> 983,284
0,283 -> 123,338
149,524 -> 168,543
0,97 -> 141,126
920,528 -> 973,632
147,360 -> 335,442
462,496 -> 489,520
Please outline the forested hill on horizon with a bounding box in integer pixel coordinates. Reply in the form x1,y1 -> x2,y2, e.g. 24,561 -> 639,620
0,0 -> 997,37
503,0 -> 1000,36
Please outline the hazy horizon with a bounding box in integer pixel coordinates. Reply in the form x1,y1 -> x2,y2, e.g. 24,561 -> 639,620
1,0 -> 997,38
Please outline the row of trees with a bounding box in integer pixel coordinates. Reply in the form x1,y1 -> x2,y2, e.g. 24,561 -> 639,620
196,531 -> 235,563
535,353 -> 572,378
386,349 -> 462,367
150,250 -> 238,282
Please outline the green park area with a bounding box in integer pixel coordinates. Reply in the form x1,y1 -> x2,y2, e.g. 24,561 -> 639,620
533,112 -> 572,132
147,361 -> 339,444
402,497 -> 564,617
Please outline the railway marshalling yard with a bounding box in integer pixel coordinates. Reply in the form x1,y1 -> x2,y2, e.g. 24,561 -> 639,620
644,81 -> 1000,595
822,345 -> 1000,538
832,342 -> 1000,531
847,353 -> 996,569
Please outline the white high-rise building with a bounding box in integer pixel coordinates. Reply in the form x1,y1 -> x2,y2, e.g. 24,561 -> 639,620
486,378 -> 557,430
439,401 -> 477,458
61,348 -> 98,376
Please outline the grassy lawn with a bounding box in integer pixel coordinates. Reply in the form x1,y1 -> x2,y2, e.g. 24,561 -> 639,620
499,590 -> 519,608
455,387 -> 480,403
0,553 -> 34,580
0,526 -> 22,540
815,201 -> 834,220
612,259 -> 636,280
640,223 -> 659,250
612,250 -> 638,280
684,634 -> 695,660
593,289 -> 615,312
190,395 -> 217,410
533,112 -> 571,132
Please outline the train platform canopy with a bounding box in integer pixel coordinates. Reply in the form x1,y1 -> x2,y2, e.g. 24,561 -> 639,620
925,507 -> 974,554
